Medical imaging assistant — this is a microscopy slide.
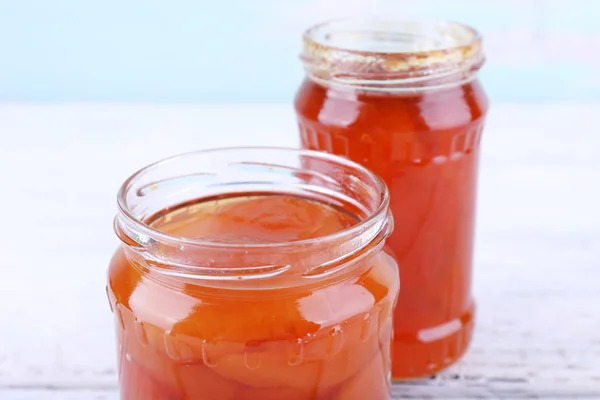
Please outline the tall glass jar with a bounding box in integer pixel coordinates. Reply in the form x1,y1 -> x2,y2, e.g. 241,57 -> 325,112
106,148 -> 399,399
295,19 -> 489,379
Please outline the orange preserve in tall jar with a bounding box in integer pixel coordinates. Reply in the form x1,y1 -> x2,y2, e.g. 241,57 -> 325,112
106,148 -> 399,400
295,20 -> 489,379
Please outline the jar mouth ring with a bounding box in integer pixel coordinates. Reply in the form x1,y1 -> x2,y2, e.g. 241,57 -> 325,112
116,146 -> 390,250
304,18 -> 481,56
301,18 -> 483,92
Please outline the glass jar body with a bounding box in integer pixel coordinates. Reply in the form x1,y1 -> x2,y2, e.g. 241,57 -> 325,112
295,79 -> 488,378
106,147 -> 399,399
107,244 -> 399,400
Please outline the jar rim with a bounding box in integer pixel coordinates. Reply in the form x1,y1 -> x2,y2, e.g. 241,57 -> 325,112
301,18 -> 484,92
116,146 -> 390,250
304,18 -> 481,56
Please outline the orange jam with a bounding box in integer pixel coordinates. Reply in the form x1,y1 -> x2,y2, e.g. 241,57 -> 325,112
295,20 -> 489,379
107,149 -> 399,400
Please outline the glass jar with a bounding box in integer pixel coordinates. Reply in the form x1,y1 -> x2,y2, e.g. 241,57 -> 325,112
106,148 -> 399,400
295,19 -> 489,379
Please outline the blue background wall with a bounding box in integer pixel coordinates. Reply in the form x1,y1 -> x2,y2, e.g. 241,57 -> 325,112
1,0 -> 598,103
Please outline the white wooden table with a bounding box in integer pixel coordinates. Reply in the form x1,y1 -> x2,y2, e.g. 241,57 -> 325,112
0,103 -> 598,399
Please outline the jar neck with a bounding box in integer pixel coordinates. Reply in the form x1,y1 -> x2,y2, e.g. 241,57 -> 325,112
301,19 -> 484,93
114,148 -> 393,290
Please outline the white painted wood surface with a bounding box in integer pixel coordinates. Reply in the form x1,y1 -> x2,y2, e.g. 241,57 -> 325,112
0,103 -> 598,399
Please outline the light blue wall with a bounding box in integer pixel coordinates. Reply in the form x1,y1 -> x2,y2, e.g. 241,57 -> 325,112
1,0 -> 598,103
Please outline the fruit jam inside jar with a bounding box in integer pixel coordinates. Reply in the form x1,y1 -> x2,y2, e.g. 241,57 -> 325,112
107,148 -> 399,400
295,19 -> 489,379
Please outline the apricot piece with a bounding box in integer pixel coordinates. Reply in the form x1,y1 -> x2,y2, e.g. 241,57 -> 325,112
211,284 -> 377,389
118,354 -> 180,400
176,363 -> 238,400
153,195 -> 355,243
233,384 -> 319,400
118,299 -> 238,399
361,254 -> 400,305
335,352 -> 390,400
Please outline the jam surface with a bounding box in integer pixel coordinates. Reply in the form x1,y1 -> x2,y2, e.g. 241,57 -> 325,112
295,79 -> 488,378
108,194 -> 398,399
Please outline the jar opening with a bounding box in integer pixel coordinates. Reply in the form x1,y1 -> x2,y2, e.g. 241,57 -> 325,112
301,19 -> 484,92
114,147 -> 392,286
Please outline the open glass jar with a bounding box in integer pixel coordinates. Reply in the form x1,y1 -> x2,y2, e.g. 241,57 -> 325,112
106,148 -> 399,400
295,19 -> 489,379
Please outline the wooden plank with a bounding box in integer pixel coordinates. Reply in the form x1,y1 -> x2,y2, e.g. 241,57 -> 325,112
0,389 -> 115,400
3,384 -> 600,400
0,104 -> 598,398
